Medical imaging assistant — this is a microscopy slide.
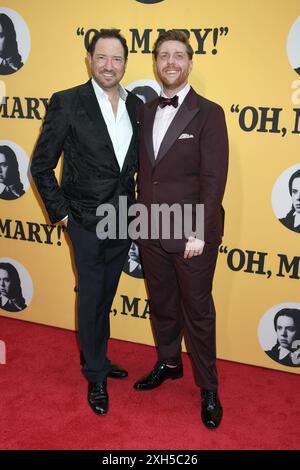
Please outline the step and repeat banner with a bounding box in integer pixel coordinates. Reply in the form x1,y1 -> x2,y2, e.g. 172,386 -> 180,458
1,0 -> 300,374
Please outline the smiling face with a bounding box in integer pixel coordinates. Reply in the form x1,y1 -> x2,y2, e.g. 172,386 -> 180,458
155,40 -> 192,95
88,37 -> 127,93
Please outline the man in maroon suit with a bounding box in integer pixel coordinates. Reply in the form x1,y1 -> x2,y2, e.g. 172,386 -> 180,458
133,30 -> 229,429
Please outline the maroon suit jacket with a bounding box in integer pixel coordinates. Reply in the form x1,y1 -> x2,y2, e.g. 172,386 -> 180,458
137,87 -> 229,253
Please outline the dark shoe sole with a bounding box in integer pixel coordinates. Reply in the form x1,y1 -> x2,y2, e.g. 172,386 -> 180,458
134,371 -> 183,391
201,410 -> 223,430
88,401 -> 109,416
107,373 -> 128,379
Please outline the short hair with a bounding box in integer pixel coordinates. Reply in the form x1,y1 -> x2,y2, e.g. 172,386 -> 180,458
0,13 -> 23,67
274,308 -> 300,337
288,169 -> 300,196
152,30 -> 194,60
0,262 -> 26,309
88,29 -> 128,60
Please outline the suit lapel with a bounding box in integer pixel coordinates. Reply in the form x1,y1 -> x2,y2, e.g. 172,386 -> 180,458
78,80 -> 116,157
79,81 -> 139,174
144,99 -> 159,166
155,88 -> 200,165
121,93 -> 139,174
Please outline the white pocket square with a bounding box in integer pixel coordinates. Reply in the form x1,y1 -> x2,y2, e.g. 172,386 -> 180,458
178,133 -> 194,139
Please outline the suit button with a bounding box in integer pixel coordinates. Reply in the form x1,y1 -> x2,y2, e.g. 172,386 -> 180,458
153,181 -> 159,185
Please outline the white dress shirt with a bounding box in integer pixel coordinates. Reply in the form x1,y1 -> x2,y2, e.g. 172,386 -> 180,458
278,345 -> 291,361
91,78 -> 133,170
153,83 -> 190,158
0,294 -> 8,307
128,259 -> 141,273
293,211 -> 300,228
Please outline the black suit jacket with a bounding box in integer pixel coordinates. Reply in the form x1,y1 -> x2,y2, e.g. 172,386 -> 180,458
137,87 -> 229,252
0,185 -> 25,200
279,208 -> 300,233
0,298 -> 26,312
0,61 -> 23,75
31,80 -> 142,230
265,344 -> 299,367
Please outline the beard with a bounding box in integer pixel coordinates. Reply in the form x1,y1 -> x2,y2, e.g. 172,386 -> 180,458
158,69 -> 190,91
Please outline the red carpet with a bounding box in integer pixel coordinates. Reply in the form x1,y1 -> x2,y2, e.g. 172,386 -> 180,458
0,316 -> 299,450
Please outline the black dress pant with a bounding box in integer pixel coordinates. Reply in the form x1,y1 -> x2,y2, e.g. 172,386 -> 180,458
68,218 -> 130,383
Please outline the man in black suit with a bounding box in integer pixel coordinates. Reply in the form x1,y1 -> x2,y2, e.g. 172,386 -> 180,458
123,242 -> 144,279
0,262 -> 27,312
31,29 -> 141,416
0,145 -> 25,200
265,308 -> 300,367
279,169 -> 300,233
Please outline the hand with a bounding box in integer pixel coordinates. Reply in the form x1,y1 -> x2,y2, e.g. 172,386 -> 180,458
184,237 -> 205,259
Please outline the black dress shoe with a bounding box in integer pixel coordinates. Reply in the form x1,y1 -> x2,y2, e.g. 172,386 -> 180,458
201,389 -> 223,429
88,380 -> 109,415
107,363 -> 128,379
134,361 -> 183,391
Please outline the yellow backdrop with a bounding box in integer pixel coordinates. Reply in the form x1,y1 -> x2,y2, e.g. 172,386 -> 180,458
1,0 -> 300,374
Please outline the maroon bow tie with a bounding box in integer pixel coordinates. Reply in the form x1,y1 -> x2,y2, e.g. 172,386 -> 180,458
158,95 -> 179,108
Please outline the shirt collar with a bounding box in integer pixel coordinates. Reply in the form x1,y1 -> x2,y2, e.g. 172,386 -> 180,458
129,260 -> 140,273
0,294 -> 9,307
278,345 -> 291,360
293,211 -> 300,227
91,78 -> 128,101
161,83 -> 191,106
